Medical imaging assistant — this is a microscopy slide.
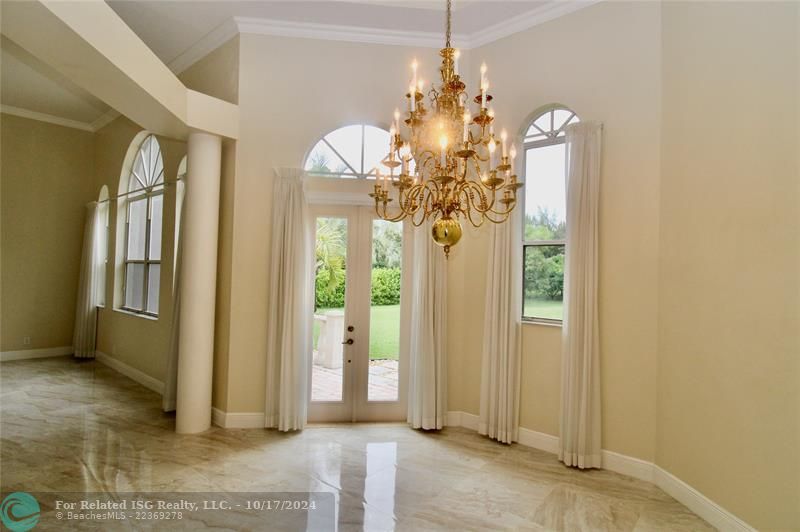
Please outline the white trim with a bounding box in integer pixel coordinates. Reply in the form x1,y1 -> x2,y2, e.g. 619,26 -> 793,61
601,449 -> 654,482
449,410 -> 479,430
468,0 -> 603,48
1,105 -> 94,132
446,410 -> 754,531
306,190 -> 375,206
518,426 -> 560,454
89,109 -> 120,131
653,466 -> 756,532
1,105 -> 121,133
0,346 -> 72,362
231,1 -> 599,50
211,408 -> 266,429
169,19 -> 239,74
95,351 -> 165,395
234,16 -> 468,49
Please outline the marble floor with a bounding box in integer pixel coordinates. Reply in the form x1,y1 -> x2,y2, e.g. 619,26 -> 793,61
0,357 -> 713,531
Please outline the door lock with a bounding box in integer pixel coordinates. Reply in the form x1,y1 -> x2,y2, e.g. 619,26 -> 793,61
347,325 -> 354,332
342,338 -> 354,345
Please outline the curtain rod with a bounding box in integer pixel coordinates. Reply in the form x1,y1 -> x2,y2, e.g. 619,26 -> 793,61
92,177 -> 184,206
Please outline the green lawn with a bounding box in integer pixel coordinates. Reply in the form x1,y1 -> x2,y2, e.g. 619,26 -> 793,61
524,298 -> 563,320
313,305 -> 400,360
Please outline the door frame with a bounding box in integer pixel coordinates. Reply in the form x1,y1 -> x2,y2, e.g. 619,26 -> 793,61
307,202 -> 409,423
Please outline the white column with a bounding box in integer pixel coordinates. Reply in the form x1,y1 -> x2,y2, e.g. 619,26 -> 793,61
176,131 -> 222,434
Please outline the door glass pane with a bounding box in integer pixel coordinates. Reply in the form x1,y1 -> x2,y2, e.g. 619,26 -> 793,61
147,264 -> 160,314
125,263 -> 145,310
368,220 -> 402,402
312,217 -> 348,402
523,245 -> 565,320
127,197 -> 148,260
149,194 -> 163,260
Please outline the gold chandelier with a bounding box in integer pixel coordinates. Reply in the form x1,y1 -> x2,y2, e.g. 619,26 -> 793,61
370,0 -> 522,258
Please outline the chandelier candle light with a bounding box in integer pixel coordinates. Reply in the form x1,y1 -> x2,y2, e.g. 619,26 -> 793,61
370,0 -> 522,258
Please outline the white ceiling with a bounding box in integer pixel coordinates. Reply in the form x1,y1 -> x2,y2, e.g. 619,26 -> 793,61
1,0 -> 587,129
1,36 -> 110,127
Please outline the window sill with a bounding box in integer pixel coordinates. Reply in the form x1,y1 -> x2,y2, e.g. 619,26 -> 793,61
522,318 -> 562,328
113,307 -> 159,321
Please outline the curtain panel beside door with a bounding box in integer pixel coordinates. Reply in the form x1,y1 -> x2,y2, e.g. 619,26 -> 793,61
265,168 -> 314,431
405,221 -> 448,430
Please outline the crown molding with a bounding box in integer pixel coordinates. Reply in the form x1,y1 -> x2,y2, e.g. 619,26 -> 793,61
1,104 -> 94,131
233,16 -> 469,49
167,1 -> 600,73
168,18 -> 239,74
89,109 -> 121,131
1,105 -> 122,133
468,0 -> 603,48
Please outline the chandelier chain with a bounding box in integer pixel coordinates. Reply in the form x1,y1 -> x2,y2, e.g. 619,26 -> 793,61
445,0 -> 452,48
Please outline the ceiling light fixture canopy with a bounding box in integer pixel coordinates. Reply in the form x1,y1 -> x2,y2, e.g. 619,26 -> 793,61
370,0 -> 522,257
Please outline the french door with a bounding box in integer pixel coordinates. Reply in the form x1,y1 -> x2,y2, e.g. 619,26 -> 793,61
308,205 -> 408,422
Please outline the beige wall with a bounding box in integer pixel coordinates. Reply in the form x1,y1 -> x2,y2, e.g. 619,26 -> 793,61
657,3 -> 799,529
0,114 -> 95,351
455,1 -> 663,460
93,116 -> 185,383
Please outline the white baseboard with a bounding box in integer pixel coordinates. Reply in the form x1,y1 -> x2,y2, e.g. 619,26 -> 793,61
453,410 -> 479,430
445,410 -> 753,531
653,466 -> 755,532
0,346 -> 72,362
95,351 -> 165,395
518,426 -> 560,455
211,407 -> 265,429
601,449 -> 654,483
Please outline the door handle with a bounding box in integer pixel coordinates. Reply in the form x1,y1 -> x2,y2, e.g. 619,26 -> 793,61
342,338 -> 354,345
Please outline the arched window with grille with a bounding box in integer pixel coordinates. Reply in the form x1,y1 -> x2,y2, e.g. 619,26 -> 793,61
304,124 -> 393,179
522,106 -> 580,323
120,134 -> 164,316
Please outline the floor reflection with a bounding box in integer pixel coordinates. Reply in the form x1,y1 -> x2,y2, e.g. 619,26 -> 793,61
1,357 -> 713,531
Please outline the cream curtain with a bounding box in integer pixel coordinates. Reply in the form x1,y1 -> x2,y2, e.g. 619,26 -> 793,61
73,202 -> 103,358
163,185 -> 185,412
479,207 -> 522,444
406,221 -> 448,430
265,168 -> 313,431
559,122 -> 603,469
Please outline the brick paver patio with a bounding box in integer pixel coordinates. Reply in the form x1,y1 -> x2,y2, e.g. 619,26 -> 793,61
311,358 -> 398,402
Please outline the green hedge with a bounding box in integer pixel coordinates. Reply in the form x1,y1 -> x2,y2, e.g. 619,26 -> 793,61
371,268 -> 401,305
315,267 -> 401,308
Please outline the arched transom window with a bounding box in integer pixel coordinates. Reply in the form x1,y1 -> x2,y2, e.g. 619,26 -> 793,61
523,107 -> 580,146
522,106 -> 580,323
122,134 -> 164,316
305,124 -> 391,179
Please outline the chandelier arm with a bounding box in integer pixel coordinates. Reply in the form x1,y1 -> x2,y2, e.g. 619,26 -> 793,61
463,180 -> 497,214
461,189 -> 486,228
377,198 -> 409,222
